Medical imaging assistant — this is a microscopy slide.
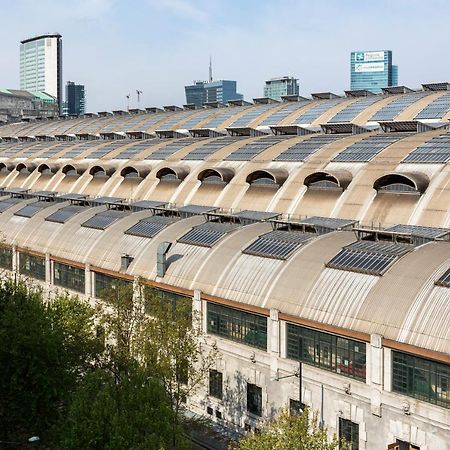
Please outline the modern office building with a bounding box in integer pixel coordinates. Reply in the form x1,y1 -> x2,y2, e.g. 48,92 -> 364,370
263,76 -> 299,101
20,34 -> 63,114
185,80 -> 243,107
65,81 -> 86,116
0,83 -> 449,449
350,50 -> 398,93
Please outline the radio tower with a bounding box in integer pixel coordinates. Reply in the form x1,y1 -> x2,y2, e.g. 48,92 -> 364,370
209,56 -> 213,83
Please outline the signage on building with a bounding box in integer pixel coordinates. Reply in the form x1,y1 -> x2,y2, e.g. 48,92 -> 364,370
354,51 -> 385,62
354,62 -> 385,73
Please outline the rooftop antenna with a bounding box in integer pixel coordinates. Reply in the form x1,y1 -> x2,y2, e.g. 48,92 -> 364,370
126,94 -> 130,111
209,56 -> 213,83
136,90 -> 143,109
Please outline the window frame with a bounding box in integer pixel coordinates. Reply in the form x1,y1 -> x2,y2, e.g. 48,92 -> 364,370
246,382 -> 262,417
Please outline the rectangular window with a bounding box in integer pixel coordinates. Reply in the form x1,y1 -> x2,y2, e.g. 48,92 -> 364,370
339,418 -> 359,450
19,253 -> 46,280
286,323 -> 366,381
289,398 -> 305,415
94,272 -> 132,298
207,302 -> 267,350
209,370 -> 223,400
53,262 -> 85,293
0,247 -> 12,270
392,351 -> 449,408
247,383 -> 262,417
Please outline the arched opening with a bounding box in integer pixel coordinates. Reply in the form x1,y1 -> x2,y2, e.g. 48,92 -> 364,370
16,163 -> 35,174
156,167 -> 188,182
89,165 -> 113,178
37,163 -> 57,175
0,163 -> 11,173
62,164 -> 81,177
246,170 -> 280,187
304,172 -> 349,191
120,166 -> 140,178
198,168 -> 234,185
373,173 -> 427,194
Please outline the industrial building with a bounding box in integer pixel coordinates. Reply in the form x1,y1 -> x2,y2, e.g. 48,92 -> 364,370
0,82 -> 449,449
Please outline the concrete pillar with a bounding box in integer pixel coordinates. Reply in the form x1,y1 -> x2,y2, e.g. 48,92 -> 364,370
193,289 -> 203,331
12,245 -> 18,273
85,264 -> 91,298
370,334 -> 383,417
45,253 -> 51,284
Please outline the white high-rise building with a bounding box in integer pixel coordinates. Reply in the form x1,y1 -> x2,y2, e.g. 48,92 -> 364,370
20,33 -> 63,113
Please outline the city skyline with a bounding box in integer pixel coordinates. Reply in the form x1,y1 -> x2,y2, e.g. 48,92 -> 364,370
0,1 -> 449,112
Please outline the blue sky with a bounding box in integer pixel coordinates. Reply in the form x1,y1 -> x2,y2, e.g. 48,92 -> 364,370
1,0 -> 449,111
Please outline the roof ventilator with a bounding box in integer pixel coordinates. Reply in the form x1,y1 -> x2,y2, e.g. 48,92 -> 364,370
157,242 -> 172,277
120,254 -> 134,271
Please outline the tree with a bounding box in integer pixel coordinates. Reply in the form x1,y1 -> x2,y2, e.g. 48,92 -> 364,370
0,279 -> 100,443
233,408 -> 344,450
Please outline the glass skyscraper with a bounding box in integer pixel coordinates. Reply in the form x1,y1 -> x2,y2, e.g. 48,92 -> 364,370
185,80 -> 243,107
20,34 -> 63,113
65,81 -> 86,116
263,76 -> 299,101
350,50 -> 398,93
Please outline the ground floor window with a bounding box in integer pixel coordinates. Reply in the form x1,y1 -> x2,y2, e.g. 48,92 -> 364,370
0,247 -> 12,270
247,383 -> 262,417
19,253 -> 45,280
53,262 -> 85,293
339,418 -> 359,450
209,370 -> 223,400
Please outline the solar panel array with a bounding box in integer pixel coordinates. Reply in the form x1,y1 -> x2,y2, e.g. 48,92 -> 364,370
328,96 -> 380,123
133,113 -> 169,131
14,200 -> 55,218
370,92 -> 429,121
415,92 -> 450,119
180,109 -> 217,129
86,141 -> 129,159
243,230 -> 312,260
436,268 -> 450,287
124,215 -> 178,238
386,224 -> 449,239
19,143 -> 50,157
178,221 -> 238,247
402,133 -> 450,163
81,209 -> 129,230
145,138 -> 202,160
183,136 -> 243,160
327,240 -> 410,275
39,142 -> 78,158
293,98 -> 344,124
115,139 -> 161,159
229,104 -> 277,127
225,135 -> 288,161
234,210 -> 279,222
259,101 -> 310,126
0,197 -> 25,212
332,133 -> 407,162
1,142 -> 36,157
45,205 -> 87,223
275,134 -> 342,162
157,111 -> 195,130
62,142 -> 99,158
120,115 -> 151,131
299,216 -> 357,231
202,106 -> 248,129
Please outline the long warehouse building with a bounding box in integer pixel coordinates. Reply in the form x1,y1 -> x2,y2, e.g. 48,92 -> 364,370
0,83 -> 449,450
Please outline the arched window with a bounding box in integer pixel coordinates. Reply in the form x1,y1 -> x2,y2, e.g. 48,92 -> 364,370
374,173 -> 428,194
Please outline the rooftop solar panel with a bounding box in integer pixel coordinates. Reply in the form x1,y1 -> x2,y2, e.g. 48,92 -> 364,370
225,135 -> 288,161
243,230 -> 312,260
326,239 -> 411,275
61,142 -> 99,158
402,133 -> 450,163
415,92 -> 450,119
130,200 -> 167,211
45,205 -> 87,223
292,98 -> 344,124
370,92 -> 429,121
299,216 -> 358,231
86,141 -> 129,159
332,133 -> 408,162
81,210 -> 129,230
178,221 -> 238,247
177,204 -> 218,216
157,111 -> 195,129
14,200 -> 56,218
234,210 -> 280,223
436,268 -> 450,287
202,106 -> 249,129
328,96 -> 380,123
115,139 -> 161,159
0,197 -> 25,212
274,134 -> 342,162
229,104 -> 277,127
145,138 -> 202,160
183,136 -> 244,160
259,101 -> 310,126
124,215 -> 178,238
181,109 -> 217,129
385,224 -> 450,239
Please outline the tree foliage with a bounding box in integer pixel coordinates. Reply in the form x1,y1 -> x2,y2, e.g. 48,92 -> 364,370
233,408 -> 343,450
